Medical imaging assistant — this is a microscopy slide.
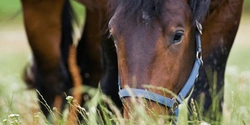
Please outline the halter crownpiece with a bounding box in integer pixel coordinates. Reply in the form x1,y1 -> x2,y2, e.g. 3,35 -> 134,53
118,21 -> 203,121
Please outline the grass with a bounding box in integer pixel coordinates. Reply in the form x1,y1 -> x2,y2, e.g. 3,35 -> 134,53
0,0 -> 250,125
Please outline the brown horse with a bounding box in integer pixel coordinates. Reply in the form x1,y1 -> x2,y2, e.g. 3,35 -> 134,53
108,0 -> 243,123
21,0 -> 121,123
21,0 -> 101,121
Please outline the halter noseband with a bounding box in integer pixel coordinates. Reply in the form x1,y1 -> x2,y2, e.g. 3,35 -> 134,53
118,21 -> 203,120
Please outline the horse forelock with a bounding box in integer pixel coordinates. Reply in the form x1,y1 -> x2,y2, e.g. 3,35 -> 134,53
108,0 -> 211,25
108,0 -> 165,23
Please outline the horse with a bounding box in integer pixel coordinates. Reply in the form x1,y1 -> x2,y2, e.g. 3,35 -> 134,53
108,0 -> 243,124
20,0 -> 121,124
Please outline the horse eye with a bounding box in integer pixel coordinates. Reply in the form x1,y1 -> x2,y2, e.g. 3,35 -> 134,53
173,31 -> 184,44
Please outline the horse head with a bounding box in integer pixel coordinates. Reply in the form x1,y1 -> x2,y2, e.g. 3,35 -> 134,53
108,0 -> 210,121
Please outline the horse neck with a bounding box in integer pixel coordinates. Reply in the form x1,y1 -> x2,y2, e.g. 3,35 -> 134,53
202,0 -> 243,60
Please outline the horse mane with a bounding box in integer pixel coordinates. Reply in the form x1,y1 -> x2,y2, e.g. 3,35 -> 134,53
108,0 -> 211,24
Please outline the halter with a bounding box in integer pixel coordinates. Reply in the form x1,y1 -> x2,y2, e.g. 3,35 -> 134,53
118,21 -> 203,121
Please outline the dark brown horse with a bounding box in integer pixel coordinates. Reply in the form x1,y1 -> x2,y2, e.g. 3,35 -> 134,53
108,0 -> 243,123
21,0 -> 121,124
20,0 -> 123,124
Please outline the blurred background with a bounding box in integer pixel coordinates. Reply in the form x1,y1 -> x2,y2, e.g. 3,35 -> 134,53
0,0 -> 249,124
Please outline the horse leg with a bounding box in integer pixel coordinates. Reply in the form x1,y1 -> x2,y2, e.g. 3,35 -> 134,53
74,10 -> 102,123
190,0 -> 243,124
21,0 -> 73,118
77,7 -> 121,109
77,9 -> 101,90
76,0 -> 121,108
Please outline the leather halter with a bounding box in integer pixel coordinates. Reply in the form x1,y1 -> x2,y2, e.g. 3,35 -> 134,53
118,21 -> 203,120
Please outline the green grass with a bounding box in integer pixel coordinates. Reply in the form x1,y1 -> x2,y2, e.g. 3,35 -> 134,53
0,0 -> 250,125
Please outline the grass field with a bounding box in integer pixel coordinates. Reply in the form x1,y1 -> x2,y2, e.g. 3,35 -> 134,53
0,1 -> 250,125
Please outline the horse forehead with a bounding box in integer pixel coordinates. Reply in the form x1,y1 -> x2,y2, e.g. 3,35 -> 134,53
110,0 -> 191,36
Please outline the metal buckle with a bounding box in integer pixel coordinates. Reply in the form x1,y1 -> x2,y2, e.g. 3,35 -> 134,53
196,20 -> 202,34
196,51 -> 201,59
196,51 -> 203,65
171,98 -> 179,112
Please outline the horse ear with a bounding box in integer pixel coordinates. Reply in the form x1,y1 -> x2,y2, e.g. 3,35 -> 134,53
189,0 -> 211,24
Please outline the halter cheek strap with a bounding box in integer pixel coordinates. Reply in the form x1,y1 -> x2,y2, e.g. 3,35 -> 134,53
118,21 -> 203,121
